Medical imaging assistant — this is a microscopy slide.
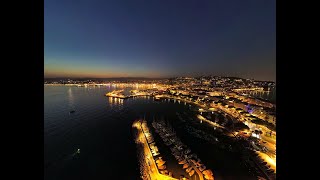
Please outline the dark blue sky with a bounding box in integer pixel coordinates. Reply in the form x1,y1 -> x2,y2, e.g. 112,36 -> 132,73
45,0 -> 276,81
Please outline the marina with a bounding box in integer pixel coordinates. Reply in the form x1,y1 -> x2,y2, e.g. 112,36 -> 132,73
132,119 -> 177,180
152,117 -> 214,180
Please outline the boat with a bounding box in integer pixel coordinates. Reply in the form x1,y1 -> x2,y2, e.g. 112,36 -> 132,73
69,110 -> 75,114
156,160 -> 166,166
186,167 -> 193,173
74,148 -> 80,155
185,149 -> 191,154
189,170 -> 195,176
158,165 -> 166,170
174,155 -> 181,160
179,160 -> 187,164
177,157 -> 184,161
183,163 -> 189,169
189,153 -> 197,158
203,169 -> 214,180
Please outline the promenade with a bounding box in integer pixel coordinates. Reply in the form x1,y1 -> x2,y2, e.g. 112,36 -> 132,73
133,120 -> 177,180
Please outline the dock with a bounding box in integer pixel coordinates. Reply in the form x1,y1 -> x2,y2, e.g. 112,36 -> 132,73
133,120 -> 178,180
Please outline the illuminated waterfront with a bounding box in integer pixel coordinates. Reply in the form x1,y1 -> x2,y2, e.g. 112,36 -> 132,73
242,87 -> 276,104
44,85 -> 263,180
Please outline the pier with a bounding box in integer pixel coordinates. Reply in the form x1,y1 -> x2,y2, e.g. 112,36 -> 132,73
133,120 -> 177,180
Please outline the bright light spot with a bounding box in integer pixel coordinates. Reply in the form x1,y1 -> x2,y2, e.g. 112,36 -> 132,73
252,133 -> 260,139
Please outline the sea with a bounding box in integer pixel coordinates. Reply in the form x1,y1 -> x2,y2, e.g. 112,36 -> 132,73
242,87 -> 276,104
44,85 -> 259,180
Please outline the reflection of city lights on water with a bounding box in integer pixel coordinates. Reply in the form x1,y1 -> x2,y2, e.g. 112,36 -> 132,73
108,97 -> 113,104
108,97 -> 124,105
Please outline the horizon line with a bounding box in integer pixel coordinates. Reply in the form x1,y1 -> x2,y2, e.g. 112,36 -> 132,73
44,76 -> 275,82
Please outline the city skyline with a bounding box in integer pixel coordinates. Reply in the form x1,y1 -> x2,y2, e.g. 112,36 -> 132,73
45,0 -> 276,81
44,76 -> 276,83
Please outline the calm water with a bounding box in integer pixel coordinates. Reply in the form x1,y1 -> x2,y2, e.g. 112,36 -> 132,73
44,85 -> 254,180
245,87 -> 276,104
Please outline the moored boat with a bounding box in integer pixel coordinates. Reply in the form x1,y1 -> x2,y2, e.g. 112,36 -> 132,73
189,170 -> 195,176
183,163 -> 189,169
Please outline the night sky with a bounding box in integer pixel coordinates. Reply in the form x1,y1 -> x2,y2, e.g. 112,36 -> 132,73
45,0 -> 276,81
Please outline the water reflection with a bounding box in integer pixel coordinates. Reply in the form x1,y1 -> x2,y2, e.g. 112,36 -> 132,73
108,97 -> 114,104
243,88 -> 276,103
108,97 -> 124,106
68,87 -> 75,110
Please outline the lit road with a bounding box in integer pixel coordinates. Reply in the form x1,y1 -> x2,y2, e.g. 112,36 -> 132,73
260,139 -> 276,153
261,134 -> 276,144
197,115 -> 225,129
257,151 -> 276,172
259,134 -> 276,160
210,104 -> 276,152
134,121 -> 177,180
